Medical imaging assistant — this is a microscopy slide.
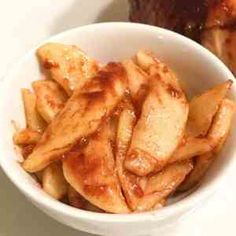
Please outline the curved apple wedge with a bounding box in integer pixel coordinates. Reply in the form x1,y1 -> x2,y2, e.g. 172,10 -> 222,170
135,50 -> 160,72
179,98 -> 235,191
169,137 -> 213,164
42,162 -> 68,200
125,69 -> 188,176
63,120 -> 130,213
207,98 -> 236,150
136,161 -> 193,212
116,101 -> 146,210
186,80 -> 232,137
23,63 -> 127,173
32,80 -> 68,123
37,43 -> 98,95
122,59 -> 148,100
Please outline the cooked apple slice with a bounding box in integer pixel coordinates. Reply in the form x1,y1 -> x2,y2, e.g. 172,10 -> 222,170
186,80 -> 232,137
63,120 -> 130,213
116,100 -> 146,210
146,51 -> 189,95
136,161 -> 193,212
178,153 -> 213,192
42,162 -> 68,200
22,89 -> 46,132
122,59 -> 148,99
208,99 -> 236,149
135,49 -> 187,100
168,137 -> 213,164
152,199 -> 166,210
135,50 -> 160,72
179,99 -> 235,191
37,43 -> 98,95
32,80 -> 68,123
13,128 -> 41,145
125,71 -> 188,176
23,63 -> 127,172
68,186 -> 103,212
135,50 -> 179,84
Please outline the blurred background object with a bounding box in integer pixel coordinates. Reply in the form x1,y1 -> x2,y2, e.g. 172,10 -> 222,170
129,0 -> 236,74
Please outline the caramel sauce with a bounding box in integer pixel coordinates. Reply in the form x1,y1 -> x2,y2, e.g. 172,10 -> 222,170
127,173 -> 144,198
82,62 -> 126,97
83,185 -> 108,197
67,137 -> 90,154
65,152 -> 110,197
131,183 -> 144,198
44,94 -> 64,110
133,84 -> 149,118
83,91 -> 105,100
43,59 -> 59,69
166,84 -> 182,99
21,144 -> 35,159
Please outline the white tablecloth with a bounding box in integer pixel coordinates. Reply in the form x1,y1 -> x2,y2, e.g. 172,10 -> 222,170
0,1 -> 234,235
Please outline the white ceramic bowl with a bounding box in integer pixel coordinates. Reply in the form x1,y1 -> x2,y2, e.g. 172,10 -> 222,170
0,22 -> 236,236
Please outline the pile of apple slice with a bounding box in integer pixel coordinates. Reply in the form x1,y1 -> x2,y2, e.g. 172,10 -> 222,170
14,43 -> 235,213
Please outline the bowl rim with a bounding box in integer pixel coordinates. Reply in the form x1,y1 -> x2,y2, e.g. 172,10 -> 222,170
0,22 -> 235,223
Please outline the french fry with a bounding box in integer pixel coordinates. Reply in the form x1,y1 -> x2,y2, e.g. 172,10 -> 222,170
179,99 -> 235,191
125,70 -> 189,176
42,162 -> 68,200
136,161 -> 193,212
63,120 -> 130,213
22,89 -> 46,132
169,137 -> 213,164
23,63 -> 127,173
37,43 -> 98,95
186,80 -> 232,137
32,80 -> 67,123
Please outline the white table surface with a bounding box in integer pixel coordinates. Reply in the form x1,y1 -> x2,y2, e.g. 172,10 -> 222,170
0,0 -> 234,235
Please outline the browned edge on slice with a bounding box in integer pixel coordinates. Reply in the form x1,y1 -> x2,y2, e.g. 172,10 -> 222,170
23,62 -> 127,172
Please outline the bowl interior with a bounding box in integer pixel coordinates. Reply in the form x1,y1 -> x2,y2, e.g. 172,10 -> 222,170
0,23 -> 236,218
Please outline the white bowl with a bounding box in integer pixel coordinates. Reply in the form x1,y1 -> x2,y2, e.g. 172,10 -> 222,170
0,22 -> 236,236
